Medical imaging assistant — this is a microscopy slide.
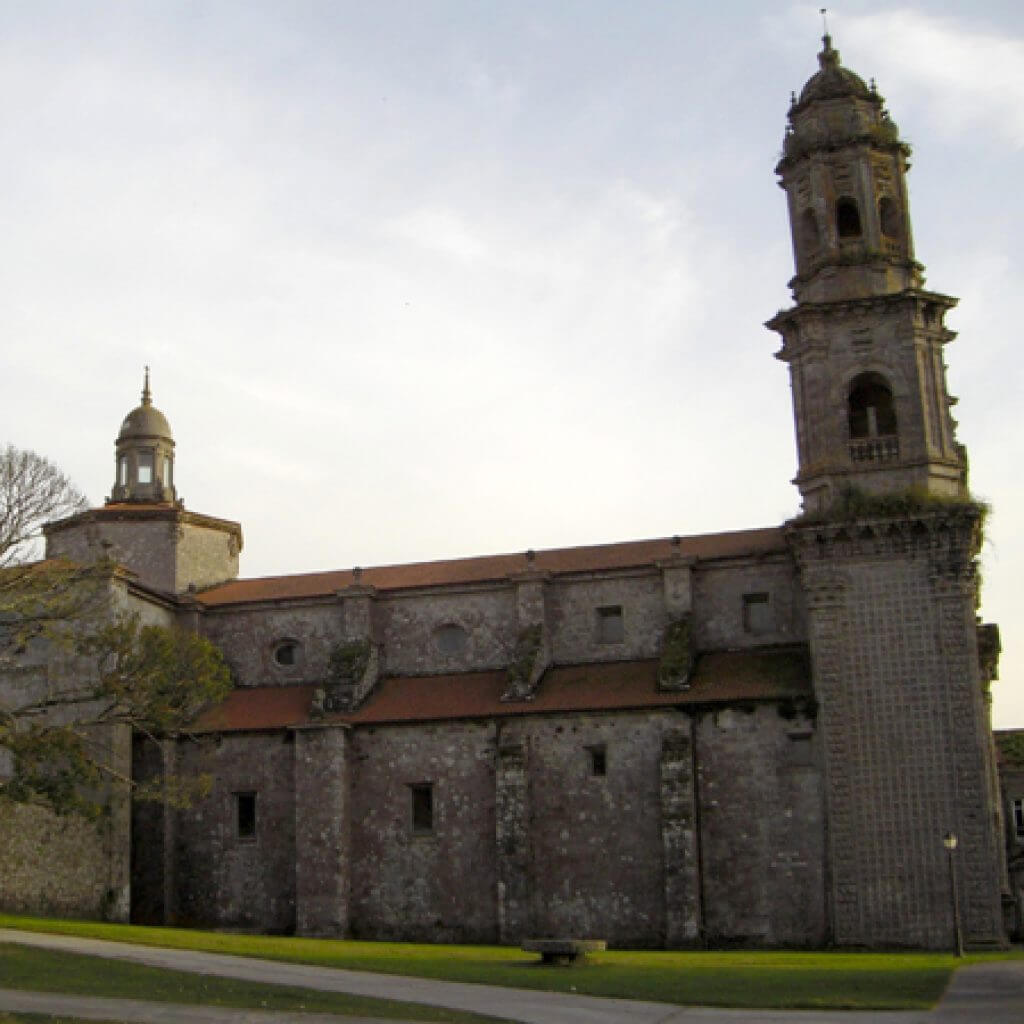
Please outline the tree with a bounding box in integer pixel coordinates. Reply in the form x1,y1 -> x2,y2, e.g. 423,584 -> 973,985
1,444 -> 88,566
0,443 -> 231,815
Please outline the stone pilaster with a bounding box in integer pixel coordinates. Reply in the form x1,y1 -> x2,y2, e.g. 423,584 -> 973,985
293,726 -> 350,936
495,735 -> 530,942
502,563 -> 551,701
660,722 -> 701,945
327,577 -> 380,711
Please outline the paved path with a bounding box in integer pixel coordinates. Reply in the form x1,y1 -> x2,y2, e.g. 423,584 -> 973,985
1,928 -> 1022,1024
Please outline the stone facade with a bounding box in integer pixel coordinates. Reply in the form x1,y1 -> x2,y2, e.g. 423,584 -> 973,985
3,38 -> 1017,950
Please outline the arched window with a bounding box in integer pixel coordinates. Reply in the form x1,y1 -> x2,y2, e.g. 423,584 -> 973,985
848,372 -> 897,439
800,208 -> 820,252
836,197 -> 862,239
878,196 -> 901,238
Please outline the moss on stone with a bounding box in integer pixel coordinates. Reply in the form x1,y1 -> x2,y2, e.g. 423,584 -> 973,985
328,638 -> 371,686
506,624 -> 543,693
658,615 -> 693,690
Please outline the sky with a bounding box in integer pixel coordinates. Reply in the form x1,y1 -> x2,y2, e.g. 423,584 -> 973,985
2,1 -> 1022,727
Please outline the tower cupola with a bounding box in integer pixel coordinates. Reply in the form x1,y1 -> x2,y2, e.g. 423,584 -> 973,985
767,37 -> 967,513
109,368 -> 177,504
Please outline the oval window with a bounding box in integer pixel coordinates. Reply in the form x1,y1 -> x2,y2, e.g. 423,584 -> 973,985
273,640 -> 299,667
435,624 -> 467,656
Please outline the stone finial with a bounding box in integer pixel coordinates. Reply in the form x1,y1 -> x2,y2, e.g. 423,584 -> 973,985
142,365 -> 152,406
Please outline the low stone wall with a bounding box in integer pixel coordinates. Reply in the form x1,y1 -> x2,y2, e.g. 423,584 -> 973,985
0,798 -> 120,919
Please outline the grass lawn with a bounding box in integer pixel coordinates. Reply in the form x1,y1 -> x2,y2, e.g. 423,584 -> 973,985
0,943 -> 510,1023
2,912 -> 1020,1010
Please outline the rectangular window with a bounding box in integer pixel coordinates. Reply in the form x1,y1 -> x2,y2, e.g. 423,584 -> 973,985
236,791 -> 256,840
742,592 -> 771,635
410,783 -> 433,834
1014,798 -> 1024,842
588,745 -> 607,777
137,452 -> 153,484
596,605 -> 624,644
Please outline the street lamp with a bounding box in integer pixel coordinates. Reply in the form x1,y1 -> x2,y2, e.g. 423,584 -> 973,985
943,831 -> 963,957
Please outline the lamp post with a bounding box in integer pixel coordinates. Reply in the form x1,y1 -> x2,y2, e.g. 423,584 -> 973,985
943,831 -> 963,957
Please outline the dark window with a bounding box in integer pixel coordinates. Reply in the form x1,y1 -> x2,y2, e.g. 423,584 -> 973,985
878,196 -> 901,238
743,593 -> 771,635
836,197 -> 862,238
596,605 -> 624,644
236,792 -> 256,840
411,783 -> 433,833
848,372 -> 898,438
588,745 -> 607,777
1014,798 -> 1024,842
435,623 -> 467,656
274,640 -> 298,667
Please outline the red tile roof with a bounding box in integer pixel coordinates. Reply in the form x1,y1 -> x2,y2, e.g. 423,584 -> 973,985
196,527 -> 786,607
190,647 -> 810,733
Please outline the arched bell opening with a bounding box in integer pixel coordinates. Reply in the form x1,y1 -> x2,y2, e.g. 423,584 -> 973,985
848,372 -> 899,464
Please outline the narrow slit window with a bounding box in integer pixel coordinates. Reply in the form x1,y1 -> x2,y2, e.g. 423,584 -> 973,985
411,783 -> 433,834
588,745 -> 607,777
597,605 -> 624,644
743,592 -> 771,635
236,791 -> 256,840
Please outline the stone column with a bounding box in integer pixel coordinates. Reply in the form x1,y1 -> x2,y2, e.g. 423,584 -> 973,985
293,726 -> 350,936
660,722 -> 700,945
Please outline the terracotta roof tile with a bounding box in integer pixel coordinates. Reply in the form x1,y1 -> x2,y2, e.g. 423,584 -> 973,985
197,527 -> 786,607
191,647 -> 810,733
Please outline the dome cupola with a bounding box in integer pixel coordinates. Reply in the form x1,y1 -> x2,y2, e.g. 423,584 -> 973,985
109,368 -> 178,504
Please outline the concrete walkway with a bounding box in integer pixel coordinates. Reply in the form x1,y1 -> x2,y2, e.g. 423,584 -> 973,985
1,928 -> 1021,1024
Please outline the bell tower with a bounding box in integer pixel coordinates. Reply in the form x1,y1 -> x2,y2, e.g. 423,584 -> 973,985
767,34 -> 966,513
110,367 -> 177,505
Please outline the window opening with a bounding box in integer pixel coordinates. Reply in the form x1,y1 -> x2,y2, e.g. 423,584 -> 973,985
236,791 -> 256,840
435,623 -> 467,656
743,593 -> 771,635
137,452 -> 153,484
848,373 -> 897,439
411,783 -> 434,833
596,605 -> 624,644
588,745 -> 607,777
836,197 -> 862,238
1014,798 -> 1024,842
274,640 -> 298,667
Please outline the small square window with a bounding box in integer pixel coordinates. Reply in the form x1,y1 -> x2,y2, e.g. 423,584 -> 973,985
1014,798 -> 1024,842
411,783 -> 433,834
742,593 -> 771,635
596,605 -> 624,644
235,791 -> 256,840
588,745 -> 607,777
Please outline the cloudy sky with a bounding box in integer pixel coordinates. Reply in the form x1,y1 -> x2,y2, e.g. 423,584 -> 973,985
2,1 -> 1022,727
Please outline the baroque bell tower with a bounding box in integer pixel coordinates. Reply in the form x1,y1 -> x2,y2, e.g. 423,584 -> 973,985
767,33 -> 966,513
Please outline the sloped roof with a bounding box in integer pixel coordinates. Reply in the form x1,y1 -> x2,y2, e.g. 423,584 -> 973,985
196,527 -> 786,607
190,647 -> 811,733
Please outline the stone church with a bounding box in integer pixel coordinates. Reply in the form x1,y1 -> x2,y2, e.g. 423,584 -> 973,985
9,37 -> 1018,948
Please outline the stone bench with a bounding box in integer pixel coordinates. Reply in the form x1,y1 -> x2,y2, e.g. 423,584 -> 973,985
521,938 -> 607,965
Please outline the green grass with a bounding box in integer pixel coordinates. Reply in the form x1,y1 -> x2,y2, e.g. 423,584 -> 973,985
1,1016 -> 128,1024
0,943 -> 510,1023
1,912 -> 1020,1010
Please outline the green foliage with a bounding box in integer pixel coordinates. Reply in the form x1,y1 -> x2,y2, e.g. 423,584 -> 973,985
658,615 -> 693,690
328,638 -> 371,685
995,731 -> 1024,767
506,624 -> 543,692
797,485 -> 988,533
1,615 -> 231,815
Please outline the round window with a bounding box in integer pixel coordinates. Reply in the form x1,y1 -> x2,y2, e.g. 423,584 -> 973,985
435,624 -> 467,656
274,640 -> 298,667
